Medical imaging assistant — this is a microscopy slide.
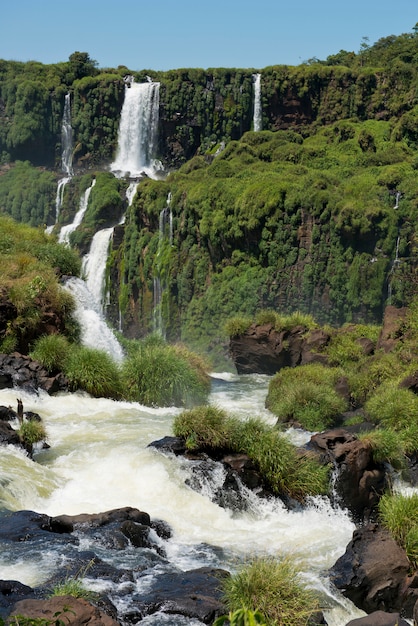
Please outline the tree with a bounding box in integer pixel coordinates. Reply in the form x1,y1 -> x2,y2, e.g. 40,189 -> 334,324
68,52 -> 98,80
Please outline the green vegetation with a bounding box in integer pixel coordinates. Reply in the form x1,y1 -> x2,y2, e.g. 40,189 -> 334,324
30,334 -> 71,373
217,556 -> 321,626
64,345 -> 123,399
173,410 -> 330,499
214,608 -> 267,626
266,363 -> 348,432
18,420 -> 47,447
5,607 -> 75,626
0,215 -> 80,353
379,492 -> 418,568
121,334 -> 210,407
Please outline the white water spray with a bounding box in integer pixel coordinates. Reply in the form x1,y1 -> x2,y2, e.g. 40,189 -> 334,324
253,73 -> 262,132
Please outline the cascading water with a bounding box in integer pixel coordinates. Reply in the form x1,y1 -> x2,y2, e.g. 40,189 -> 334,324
63,276 -> 124,363
58,179 -> 96,245
253,73 -> 262,132
153,192 -> 173,336
47,94 -> 74,232
82,227 -> 114,313
0,374 -> 365,625
111,78 -> 161,180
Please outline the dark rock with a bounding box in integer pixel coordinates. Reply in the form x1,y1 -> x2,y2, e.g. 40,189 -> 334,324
331,523 -> 412,616
399,370 -> 418,394
50,507 -> 151,532
148,435 -> 186,455
345,611 -> 409,625
0,421 -> 20,446
0,405 -> 17,421
376,306 -> 408,353
0,353 -> 69,395
309,429 -> 387,520
134,566 -> 229,623
0,580 -> 36,619
7,595 -> 119,626
120,521 -> 161,551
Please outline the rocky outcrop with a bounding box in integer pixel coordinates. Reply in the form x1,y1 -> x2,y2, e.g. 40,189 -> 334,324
229,323 -> 330,375
345,612 -> 410,626
376,305 -> 408,353
0,352 -> 69,394
331,523 -> 418,617
309,429 -> 387,521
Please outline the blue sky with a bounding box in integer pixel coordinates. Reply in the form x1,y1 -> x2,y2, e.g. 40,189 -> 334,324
1,0 -> 417,71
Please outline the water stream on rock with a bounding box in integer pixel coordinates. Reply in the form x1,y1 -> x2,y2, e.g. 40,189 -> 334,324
253,73 -> 262,132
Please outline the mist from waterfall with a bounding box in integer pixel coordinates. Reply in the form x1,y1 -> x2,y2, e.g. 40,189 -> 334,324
253,73 -> 262,132
111,79 -> 161,179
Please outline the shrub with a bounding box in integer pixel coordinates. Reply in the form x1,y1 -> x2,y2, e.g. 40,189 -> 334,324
173,406 -> 231,450
30,334 -> 71,373
379,492 -> 418,567
18,420 -> 47,447
365,384 -> 418,429
224,316 -> 253,338
219,555 -> 321,626
347,352 -> 406,406
266,364 -> 347,432
358,428 -> 406,468
121,335 -> 210,407
64,346 -> 122,399
214,608 -> 267,626
324,324 -> 380,367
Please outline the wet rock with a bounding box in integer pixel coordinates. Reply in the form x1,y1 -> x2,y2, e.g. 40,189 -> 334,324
50,506 -> 151,532
0,580 -> 36,619
345,611 -> 409,625
0,352 -> 69,394
0,421 -> 20,446
148,435 -> 186,455
0,405 -> 17,421
7,595 -> 119,626
134,566 -> 229,623
120,520 -> 165,556
309,428 -> 387,520
331,523 -> 413,616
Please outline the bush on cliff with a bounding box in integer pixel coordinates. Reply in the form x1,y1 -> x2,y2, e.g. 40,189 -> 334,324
121,334 -> 210,407
218,555 -> 321,626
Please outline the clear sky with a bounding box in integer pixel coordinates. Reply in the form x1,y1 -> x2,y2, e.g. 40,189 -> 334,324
1,0 -> 417,71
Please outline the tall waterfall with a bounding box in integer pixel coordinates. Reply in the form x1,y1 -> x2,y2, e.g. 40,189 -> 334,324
50,94 -> 74,230
253,73 -> 262,132
153,192 -> 173,336
82,228 -> 114,313
58,179 -> 96,245
111,79 -> 161,179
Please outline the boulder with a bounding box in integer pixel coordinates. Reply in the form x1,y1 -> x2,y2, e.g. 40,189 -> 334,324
0,352 -> 69,394
376,306 -> 408,353
0,421 -> 20,447
133,566 -> 229,623
7,595 -> 119,626
309,429 -> 387,520
345,611 -> 409,626
0,580 -> 36,619
330,523 -> 414,616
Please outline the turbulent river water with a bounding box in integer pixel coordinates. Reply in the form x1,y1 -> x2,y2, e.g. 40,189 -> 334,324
0,373 -> 366,625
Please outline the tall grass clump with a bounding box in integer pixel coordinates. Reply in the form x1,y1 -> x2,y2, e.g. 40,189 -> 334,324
358,428 -> 406,469
18,420 -> 47,447
64,345 -> 122,399
379,492 -> 418,568
219,555 -> 321,626
121,334 -> 210,407
30,334 -> 71,373
365,384 -> 418,429
224,316 -> 253,337
324,324 -> 380,368
173,406 -> 231,450
230,419 -> 329,500
266,364 -> 347,432
347,352 -> 408,406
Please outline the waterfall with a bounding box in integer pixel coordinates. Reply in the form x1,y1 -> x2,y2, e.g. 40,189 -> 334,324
63,277 -> 124,363
387,235 -> 401,305
253,73 -> 262,132
61,93 -> 74,177
82,228 -> 114,314
111,79 -> 161,179
58,179 -> 96,245
394,190 -> 401,209
153,193 -> 173,336
48,94 -> 74,231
